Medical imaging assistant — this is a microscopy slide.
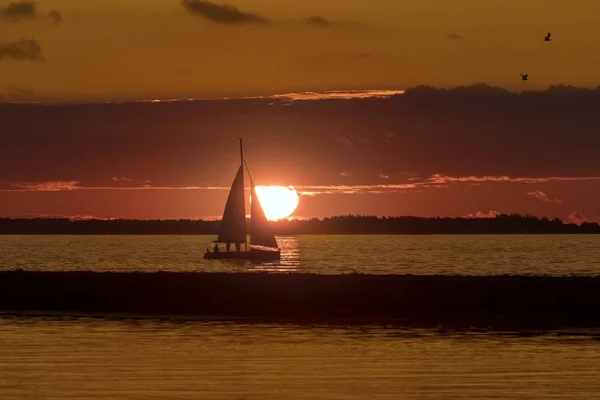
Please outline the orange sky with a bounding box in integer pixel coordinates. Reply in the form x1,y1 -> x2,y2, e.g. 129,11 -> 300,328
1,0 -> 600,101
1,85 -> 600,222
1,1 -> 600,222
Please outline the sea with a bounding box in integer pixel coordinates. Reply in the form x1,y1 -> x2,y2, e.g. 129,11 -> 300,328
1,234 -> 600,399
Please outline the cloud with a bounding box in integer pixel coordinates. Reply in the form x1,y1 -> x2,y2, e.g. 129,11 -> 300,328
0,1 -> 35,22
566,212 -> 588,225
338,136 -> 353,147
336,134 -> 371,147
303,16 -> 330,27
10,181 -> 80,191
428,174 -> 600,185
526,190 -> 563,205
181,0 -> 270,25
293,174 -> 600,196
446,33 -> 463,40
382,131 -> 398,145
47,9 -> 62,25
296,183 -> 419,196
465,210 -> 501,219
4,174 -> 600,198
0,39 -> 43,61
3,181 -> 230,192
2,84 -> 600,197
0,1 -> 62,24
266,89 -> 404,101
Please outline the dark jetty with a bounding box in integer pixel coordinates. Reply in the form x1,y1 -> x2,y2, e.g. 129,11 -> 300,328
2,270 -> 600,330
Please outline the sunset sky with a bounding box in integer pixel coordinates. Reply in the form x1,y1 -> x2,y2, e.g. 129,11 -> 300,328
1,1 -> 599,222
1,0 -> 600,100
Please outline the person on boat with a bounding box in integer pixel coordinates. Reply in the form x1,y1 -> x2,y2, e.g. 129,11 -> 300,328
213,244 -> 220,253
226,242 -> 231,252
235,243 -> 240,252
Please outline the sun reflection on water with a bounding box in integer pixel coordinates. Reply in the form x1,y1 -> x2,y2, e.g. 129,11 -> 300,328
249,236 -> 300,272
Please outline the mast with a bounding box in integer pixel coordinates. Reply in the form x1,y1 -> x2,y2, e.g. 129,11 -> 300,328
239,138 -> 244,167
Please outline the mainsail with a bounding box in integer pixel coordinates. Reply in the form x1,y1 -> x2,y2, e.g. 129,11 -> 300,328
215,165 -> 247,244
250,183 -> 278,248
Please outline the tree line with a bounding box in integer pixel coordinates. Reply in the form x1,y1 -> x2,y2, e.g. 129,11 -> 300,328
0,214 -> 598,234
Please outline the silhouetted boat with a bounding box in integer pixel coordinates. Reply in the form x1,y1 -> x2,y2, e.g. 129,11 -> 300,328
204,139 -> 280,261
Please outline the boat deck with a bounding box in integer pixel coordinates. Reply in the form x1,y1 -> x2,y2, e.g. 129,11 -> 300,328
204,248 -> 280,260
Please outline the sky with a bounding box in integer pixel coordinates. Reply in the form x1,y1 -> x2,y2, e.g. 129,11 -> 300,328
1,0 -> 600,101
1,85 -> 600,222
1,1 -> 599,222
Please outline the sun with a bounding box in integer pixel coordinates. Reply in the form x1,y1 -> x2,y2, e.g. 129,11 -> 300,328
253,186 -> 299,221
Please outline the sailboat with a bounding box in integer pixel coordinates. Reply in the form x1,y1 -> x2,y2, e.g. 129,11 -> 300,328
204,139 -> 281,260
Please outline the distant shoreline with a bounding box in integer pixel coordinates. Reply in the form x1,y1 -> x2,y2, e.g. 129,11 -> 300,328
0,214 -> 599,235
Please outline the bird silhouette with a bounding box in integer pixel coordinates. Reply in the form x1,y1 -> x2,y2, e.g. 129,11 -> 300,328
521,74 -> 528,81
543,32 -> 551,42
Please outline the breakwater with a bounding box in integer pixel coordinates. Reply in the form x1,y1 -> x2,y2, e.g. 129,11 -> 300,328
1,270 -> 599,330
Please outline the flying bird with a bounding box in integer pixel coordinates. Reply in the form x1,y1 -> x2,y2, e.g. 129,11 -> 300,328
521,74 -> 528,81
543,32 -> 551,42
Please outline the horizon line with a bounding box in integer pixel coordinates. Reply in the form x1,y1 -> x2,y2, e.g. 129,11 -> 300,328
1,213 -> 597,224
2,83 -> 600,106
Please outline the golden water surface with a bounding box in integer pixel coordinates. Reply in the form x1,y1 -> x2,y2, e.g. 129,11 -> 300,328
1,317 -> 599,400
1,234 -> 599,275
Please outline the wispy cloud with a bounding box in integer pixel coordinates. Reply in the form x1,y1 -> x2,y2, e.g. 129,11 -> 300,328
303,15 -> 330,27
181,0 -> 270,25
566,212 -> 589,225
527,190 -> 563,204
446,33 -> 463,40
428,174 -> 600,185
382,131 -> 398,145
10,181 -> 80,191
265,89 -> 405,101
4,181 -> 230,192
296,183 -> 419,196
465,210 -> 500,219
5,174 -> 600,195
18,213 -> 104,220
296,174 -> 600,196
336,134 -> 371,147
338,135 -> 353,147
0,39 -> 43,62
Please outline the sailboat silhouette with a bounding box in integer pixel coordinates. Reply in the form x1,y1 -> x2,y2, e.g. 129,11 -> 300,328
204,139 -> 281,260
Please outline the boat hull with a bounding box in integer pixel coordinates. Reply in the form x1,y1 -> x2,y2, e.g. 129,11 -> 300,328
204,248 -> 280,261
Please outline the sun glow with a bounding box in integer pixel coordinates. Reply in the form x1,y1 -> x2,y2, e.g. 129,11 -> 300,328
253,186 -> 299,220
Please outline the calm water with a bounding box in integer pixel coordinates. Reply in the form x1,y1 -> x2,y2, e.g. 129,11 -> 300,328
1,317 -> 599,400
0,234 -> 599,275
2,235 -> 600,398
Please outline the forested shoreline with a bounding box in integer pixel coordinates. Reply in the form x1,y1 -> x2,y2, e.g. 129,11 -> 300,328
0,214 -> 599,234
